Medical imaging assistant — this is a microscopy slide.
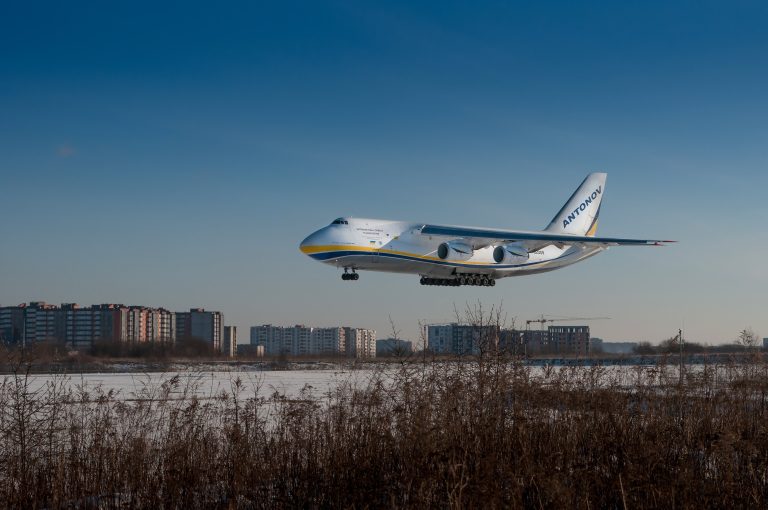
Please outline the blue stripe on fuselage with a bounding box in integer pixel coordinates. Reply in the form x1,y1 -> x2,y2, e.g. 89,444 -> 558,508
308,250 -> 555,269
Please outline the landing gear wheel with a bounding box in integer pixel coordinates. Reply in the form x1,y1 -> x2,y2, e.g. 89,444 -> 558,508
342,269 -> 358,281
490,279 -> 496,286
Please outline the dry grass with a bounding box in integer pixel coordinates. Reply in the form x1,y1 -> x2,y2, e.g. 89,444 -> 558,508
0,355 -> 767,509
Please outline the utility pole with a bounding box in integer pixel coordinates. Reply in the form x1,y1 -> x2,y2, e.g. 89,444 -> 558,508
678,328 -> 683,385
21,312 -> 26,358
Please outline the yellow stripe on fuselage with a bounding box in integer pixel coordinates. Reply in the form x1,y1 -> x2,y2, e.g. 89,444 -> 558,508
300,244 -> 374,255
300,244 -> 496,266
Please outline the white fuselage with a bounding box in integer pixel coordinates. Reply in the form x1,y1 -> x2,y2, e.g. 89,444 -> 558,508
299,218 -> 604,279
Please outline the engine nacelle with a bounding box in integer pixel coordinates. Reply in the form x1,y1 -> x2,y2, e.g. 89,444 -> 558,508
493,243 -> 530,264
437,241 -> 474,261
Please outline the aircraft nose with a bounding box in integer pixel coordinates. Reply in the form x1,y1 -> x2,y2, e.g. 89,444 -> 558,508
299,229 -> 323,254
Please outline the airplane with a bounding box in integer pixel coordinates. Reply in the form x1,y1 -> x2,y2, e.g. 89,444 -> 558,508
299,173 -> 673,287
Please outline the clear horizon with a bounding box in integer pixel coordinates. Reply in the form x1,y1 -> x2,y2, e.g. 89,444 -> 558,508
2,1 -> 767,345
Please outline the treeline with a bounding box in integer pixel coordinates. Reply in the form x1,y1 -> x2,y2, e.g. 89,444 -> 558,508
0,337 -> 224,363
90,336 -> 219,358
634,339 -> 760,355
633,328 -> 762,355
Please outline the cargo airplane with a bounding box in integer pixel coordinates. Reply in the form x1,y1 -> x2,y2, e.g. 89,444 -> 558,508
299,173 -> 672,286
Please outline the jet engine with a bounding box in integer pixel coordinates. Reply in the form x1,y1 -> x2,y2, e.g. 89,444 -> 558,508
437,241 -> 474,261
493,243 -> 530,264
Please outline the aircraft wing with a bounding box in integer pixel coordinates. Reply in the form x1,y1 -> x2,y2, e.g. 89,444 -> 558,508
420,224 -> 674,251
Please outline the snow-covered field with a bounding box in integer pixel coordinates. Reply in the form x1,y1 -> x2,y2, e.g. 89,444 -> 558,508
7,360 -> 752,403
18,369 -> 373,400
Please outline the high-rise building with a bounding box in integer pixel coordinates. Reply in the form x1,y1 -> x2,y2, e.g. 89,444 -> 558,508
63,303 -> 125,350
511,325 -> 592,356
250,324 -> 373,357
62,304 -> 175,348
548,326 -> 590,356
426,324 -> 453,354
0,305 -> 25,344
22,302 -> 64,344
284,325 -> 312,356
426,323 -> 498,355
146,308 -> 174,344
176,308 -> 223,351
250,325 -> 285,355
311,327 -> 346,355
223,326 -> 237,357
522,329 -> 549,355
126,307 -> 150,343
345,327 -> 376,358
2,302 -> 230,352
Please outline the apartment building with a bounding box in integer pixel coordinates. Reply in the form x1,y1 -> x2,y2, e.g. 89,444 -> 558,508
22,302 -> 64,344
176,308 -> 223,352
426,323 -> 499,355
250,324 -> 373,357
345,327 -> 376,358
250,325 -> 285,355
1,302 -> 226,352
311,327 -> 346,355
0,305 -> 25,344
63,303 -> 125,350
548,326 -> 590,356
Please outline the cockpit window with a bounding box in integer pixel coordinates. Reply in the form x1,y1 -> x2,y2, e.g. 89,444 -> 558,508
331,218 -> 349,225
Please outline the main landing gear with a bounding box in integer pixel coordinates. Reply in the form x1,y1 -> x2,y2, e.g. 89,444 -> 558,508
342,268 -> 359,281
420,274 -> 495,287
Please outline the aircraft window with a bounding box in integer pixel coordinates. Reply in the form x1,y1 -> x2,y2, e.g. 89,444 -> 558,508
331,219 -> 349,225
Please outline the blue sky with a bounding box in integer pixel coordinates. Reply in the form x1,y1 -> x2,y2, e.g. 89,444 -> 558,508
1,1 -> 767,345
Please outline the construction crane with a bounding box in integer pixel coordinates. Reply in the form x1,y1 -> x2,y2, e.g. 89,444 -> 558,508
519,316 -> 610,358
525,316 -> 611,330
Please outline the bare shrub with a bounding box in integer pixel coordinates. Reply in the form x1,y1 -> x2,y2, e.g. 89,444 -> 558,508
1,311 -> 768,507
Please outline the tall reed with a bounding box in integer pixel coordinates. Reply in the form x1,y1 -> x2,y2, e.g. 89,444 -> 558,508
1,354 -> 768,507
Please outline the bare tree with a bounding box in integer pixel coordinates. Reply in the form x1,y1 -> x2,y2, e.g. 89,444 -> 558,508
737,327 -> 759,351
453,300 -> 513,359
386,314 -> 410,358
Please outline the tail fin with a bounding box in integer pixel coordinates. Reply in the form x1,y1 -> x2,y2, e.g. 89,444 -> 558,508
545,172 -> 607,236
